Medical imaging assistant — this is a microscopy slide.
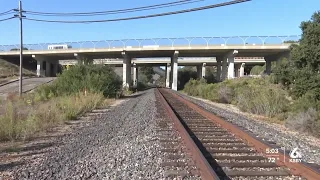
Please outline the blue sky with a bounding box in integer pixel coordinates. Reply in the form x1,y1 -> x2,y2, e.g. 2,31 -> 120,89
0,0 -> 319,45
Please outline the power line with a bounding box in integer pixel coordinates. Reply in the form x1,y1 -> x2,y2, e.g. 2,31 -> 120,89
25,0 -> 204,16
25,0 -> 202,16
25,0 -> 250,23
0,16 -> 16,22
0,9 -> 14,16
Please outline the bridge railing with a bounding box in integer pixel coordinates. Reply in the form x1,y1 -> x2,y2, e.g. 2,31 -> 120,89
0,35 -> 300,52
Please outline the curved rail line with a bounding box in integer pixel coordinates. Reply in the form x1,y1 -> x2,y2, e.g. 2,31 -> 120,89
156,88 -> 320,180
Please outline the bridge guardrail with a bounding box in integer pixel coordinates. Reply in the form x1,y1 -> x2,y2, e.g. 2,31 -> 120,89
0,35 -> 300,52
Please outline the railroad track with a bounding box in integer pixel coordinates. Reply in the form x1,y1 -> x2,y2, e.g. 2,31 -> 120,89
155,88 -> 320,180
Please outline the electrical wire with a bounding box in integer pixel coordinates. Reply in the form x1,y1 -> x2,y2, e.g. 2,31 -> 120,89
0,16 -> 16,22
25,0 -> 204,16
25,0 -> 250,23
25,0 -> 202,16
0,9 -> 14,16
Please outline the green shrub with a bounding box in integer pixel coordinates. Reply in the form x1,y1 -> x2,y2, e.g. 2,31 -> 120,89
235,85 -> 288,117
290,68 -> 320,100
184,78 -> 207,97
183,77 -> 288,117
217,84 -> 234,104
35,65 -> 122,99
250,65 -> 265,75
200,84 -> 219,101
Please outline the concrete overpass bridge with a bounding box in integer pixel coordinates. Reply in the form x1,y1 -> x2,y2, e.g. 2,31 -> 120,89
59,57 -> 265,66
0,35 -> 299,90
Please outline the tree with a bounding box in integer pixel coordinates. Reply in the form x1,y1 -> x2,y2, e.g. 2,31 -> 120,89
139,66 -> 154,83
292,11 -> 320,71
283,40 -> 299,43
178,67 -> 197,90
274,11 -> 320,100
10,48 -> 28,51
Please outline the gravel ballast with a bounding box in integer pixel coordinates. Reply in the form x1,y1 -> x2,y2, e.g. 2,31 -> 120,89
9,89 -> 164,179
176,92 -> 320,165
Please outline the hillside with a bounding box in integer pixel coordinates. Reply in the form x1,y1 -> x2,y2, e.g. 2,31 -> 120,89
112,66 -> 165,81
0,59 -> 36,84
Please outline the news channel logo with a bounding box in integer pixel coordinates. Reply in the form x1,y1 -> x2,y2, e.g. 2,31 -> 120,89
289,147 -> 302,163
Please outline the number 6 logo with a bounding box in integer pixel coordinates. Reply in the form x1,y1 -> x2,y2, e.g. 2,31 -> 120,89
289,148 -> 302,159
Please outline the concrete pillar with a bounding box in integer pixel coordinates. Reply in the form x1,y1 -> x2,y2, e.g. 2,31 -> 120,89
45,61 -> 51,77
216,58 -> 221,81
32,55 -> 46,77
171,51 -> 179,91
227,50 -> 238,79
121,51 -> 132,88
202,63 -> 206,78
165,64 -> 171,88
196,65 -> 202,79
133,63 -> 138,87
53,62 -> 59,76
36,60 -> 43,77
235,64 -> 240,77
240,63 -> 245,77
221,58 -> 228,81
265,60 -> 271,75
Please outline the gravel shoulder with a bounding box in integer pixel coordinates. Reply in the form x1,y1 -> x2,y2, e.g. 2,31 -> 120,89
177,92 -> 320,165
0,89 -> 165,179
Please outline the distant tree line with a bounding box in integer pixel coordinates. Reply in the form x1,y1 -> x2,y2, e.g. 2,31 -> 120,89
10,48 -> 28,51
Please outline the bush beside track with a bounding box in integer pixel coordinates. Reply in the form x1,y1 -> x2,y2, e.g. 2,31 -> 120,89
183,77 -> 320,137
183,11 -> 320,137
0,64 -> 122,141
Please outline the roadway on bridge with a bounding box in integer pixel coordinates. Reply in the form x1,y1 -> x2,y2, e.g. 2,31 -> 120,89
0,77 -> 56,98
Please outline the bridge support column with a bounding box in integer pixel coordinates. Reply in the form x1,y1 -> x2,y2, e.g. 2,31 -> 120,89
165,64 -> 171,88
196,65 -> 202,79
171,51 -> 179,91
45,61 -> 52,77
265,60 -> 271,75
202,63 -> 206,78
240,63 -> 245,77
221,58 -> 228,81
216,58 -> 221,81
32,55 -> 46,77
122,51 -> 132,89
227,50 -> 238,79
53,63 -> 59,77
36,60 -> 43,77
235,63 -> 240,77
133,63 -> 138,87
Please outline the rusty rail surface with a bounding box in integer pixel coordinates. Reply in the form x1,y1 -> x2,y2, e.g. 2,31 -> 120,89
162,88 -> 320,180
156,88 -> 219,180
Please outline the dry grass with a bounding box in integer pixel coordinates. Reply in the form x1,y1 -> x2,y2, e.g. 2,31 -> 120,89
0,92 -> 108,142
286,108 -> 320,136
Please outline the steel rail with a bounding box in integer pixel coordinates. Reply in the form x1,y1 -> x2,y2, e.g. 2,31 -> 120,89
156,88 -> 219,180
163,88 -> 320,180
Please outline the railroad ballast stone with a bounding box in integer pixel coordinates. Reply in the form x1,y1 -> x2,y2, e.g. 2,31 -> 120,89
177,92 -> 320,165
10,89 -> 165,179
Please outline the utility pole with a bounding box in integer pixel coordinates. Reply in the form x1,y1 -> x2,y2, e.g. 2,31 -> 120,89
14,1 -> 25,96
